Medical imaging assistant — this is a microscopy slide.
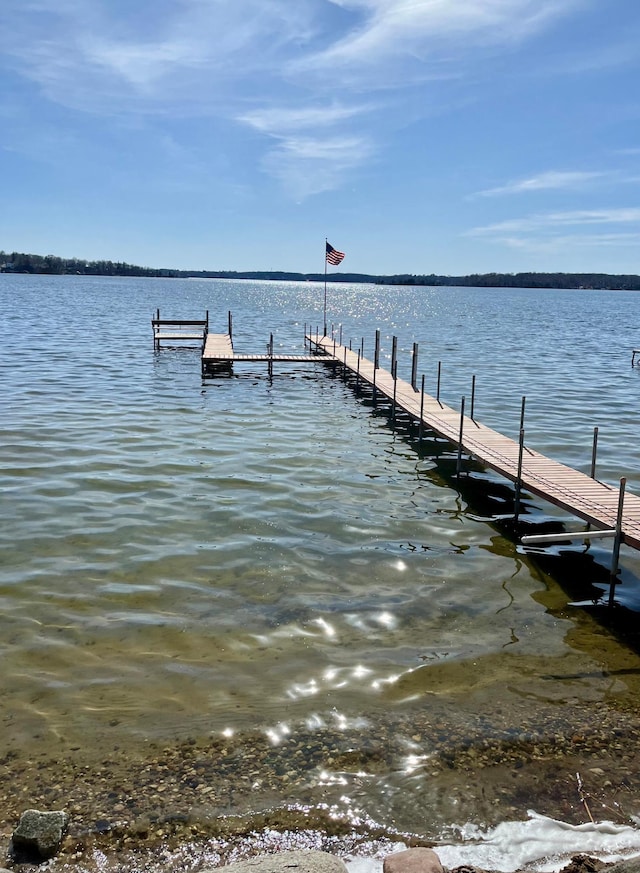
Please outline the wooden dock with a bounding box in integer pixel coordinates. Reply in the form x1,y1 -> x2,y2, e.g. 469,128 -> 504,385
306,331 -> 640,601
154,309 -> 640,602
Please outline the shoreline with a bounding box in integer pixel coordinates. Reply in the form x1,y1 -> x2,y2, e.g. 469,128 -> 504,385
4,697 -> 640,872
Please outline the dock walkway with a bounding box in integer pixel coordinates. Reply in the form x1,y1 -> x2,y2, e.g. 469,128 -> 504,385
308,333 -> 640,555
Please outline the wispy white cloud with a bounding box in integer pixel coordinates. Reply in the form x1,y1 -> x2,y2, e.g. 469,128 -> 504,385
468,208 -> 640,254
491,232 -> 640,253
1,0 -> 584,111
261,134 -> 376,199
0,0 -> 317,110
237,102 -> 377,197
238,103 -> 371,134
470,208 -> 640,236
86,39 -> 204,93
474,170 -> 609,197
295,0 -> 581,83
0,0 -> 591,198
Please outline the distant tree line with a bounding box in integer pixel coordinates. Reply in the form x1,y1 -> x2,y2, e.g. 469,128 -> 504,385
2,250 -> 640,291
0,251 -> 168,277
375,271 -> 640,290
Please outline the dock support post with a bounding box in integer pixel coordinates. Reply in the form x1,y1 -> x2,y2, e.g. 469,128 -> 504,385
519,396 -> 526,432
343,346 -> 347,380
585,425 -> 600,533
356,351 -> 361,393
590,427 -> 599,479
456,396 -> 465,477
608,477 -> 626,607
202,313 -> 208,365
470,375 -> 477,422
437,362 -> 442,407
391,336 -> 398,381
373,330 -> 380,404
361,337 -> 364,358
411,343 -> 418,391
392,361 -> 398,425
268,333 -> 273,378
419,374 -> 425,441
228,311 -> 233,345
339,325 -> 343,346
514,428 -> 525,522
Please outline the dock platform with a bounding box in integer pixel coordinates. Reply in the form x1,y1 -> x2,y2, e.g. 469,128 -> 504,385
202,330 -> 329,376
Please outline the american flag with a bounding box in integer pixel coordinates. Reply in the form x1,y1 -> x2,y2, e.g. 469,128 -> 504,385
326,242 -> 345,266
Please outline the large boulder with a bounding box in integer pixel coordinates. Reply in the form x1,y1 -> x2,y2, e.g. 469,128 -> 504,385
10,808 -> 69,862
205,849 -> 348,873
383,847 -> 444,873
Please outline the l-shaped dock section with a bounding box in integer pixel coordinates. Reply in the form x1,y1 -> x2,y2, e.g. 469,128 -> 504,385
153,310 -> 640,604
201,313 -> 330,376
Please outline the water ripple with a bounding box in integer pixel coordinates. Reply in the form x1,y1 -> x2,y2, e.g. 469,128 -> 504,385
3,275 -> 640,834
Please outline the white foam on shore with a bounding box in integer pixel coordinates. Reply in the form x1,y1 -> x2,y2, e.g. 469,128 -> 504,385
345,812 -> 640,873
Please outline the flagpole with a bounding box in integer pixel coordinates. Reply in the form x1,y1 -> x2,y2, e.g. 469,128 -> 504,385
323,237 -> 328,336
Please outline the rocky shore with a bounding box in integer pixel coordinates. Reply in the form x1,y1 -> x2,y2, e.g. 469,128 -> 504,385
3,695 -> 640,873
4,829 -> 640,873
204,849 -> 640,873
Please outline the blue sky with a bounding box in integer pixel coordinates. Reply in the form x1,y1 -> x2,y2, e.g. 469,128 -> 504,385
1,0 -> 640,275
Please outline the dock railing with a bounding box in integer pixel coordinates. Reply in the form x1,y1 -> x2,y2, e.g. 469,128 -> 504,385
152,309 -> 209,350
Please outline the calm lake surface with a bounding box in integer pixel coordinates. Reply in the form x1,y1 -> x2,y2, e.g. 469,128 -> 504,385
3,274 -> 640,867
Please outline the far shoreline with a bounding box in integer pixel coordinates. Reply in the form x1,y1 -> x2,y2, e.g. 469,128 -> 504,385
2,251 -> 640,291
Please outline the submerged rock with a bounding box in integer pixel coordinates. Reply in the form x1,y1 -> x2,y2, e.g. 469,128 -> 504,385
10,808 -> 69,862
208,849 -> 348,873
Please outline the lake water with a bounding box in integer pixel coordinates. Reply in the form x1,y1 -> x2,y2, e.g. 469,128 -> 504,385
3,274 -> 640,871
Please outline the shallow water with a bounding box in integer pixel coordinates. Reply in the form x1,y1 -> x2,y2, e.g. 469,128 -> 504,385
3,275 -> 640,867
